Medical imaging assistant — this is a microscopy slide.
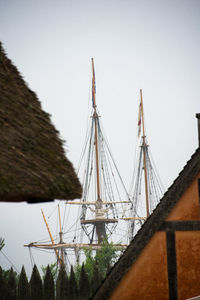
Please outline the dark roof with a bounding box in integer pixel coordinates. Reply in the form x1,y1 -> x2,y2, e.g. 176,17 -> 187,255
0,42 -> 82,203
92,146 -> 200,299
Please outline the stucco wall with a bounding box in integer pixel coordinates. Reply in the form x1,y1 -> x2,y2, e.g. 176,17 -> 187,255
109,176 -> 200,300
167,175 -> 200,221
109,232 -> 169,300
176,231 -> 200,299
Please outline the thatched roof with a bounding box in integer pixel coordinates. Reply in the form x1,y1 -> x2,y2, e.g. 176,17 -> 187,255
0,42 -> 82,203
92,145 -> 200,299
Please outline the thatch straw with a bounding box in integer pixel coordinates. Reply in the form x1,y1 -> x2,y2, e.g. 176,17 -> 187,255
0,42 -> 82,203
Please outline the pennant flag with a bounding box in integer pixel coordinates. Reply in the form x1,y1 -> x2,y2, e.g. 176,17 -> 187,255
92,59 -> 96,108
138,100 -> 142,137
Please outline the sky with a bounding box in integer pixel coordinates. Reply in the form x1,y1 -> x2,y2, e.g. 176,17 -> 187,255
0,0 -> 199,276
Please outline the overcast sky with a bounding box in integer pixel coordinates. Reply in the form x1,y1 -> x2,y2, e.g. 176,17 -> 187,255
0,0 -> 199,276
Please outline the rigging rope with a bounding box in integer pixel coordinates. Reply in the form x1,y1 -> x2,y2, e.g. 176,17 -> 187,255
29,248 -> 35,269
100,120 -> 130,198
47,205 -> 58,220
0,250 -> 20,273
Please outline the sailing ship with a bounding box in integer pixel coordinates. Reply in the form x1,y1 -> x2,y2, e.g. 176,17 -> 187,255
25,62 -> 164,269
25,58 -> 131,268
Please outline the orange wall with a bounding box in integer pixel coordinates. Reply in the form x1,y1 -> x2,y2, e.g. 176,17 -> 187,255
109,176 -> 200,300
167,175 -> 200,221
176,231 -> 200,300
109,232 -> 169,300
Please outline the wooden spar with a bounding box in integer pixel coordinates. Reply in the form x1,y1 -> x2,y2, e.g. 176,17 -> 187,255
24,242 -> 127,251
122,217 -> 147,221
41,209 -> 55,245
41,209 -> 61,264
66,201 -> 130,205
92,58 -> 101,204
140,89 -> 150,218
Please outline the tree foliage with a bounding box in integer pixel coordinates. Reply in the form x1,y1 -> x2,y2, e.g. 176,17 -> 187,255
29,265 -> 43,300
79,263 -> 90,300
81,238 -> 121,280
43,265 -> 55,300
69,265 -> 79,300
56,265 -> 69,300
18,266 -> 29,300
0,266 -> 7,300
0,267 -> 19,300
95,239 -> 120,277
41,262 -> 57,281
7,267 -> 17,300
0,241 -> 121,300
91,260 -> 102,294
83,248 -> 96,281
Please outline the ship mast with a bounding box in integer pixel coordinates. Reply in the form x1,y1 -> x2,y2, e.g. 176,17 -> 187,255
140,89 -> 150,218
92,58 -> 105,243
128,89 -> 164,240
92,58 -> 101,202
68,58 -> 130,248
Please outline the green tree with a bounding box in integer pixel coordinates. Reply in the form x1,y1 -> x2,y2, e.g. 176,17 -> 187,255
84,248 -> 96,281
73,239 -> 122,297
69,265 -> 79,300
78,238 -> 121,281
79,263 -> 90,300
90,260 -> 102,294
95,239 -> 121,278
43,265 -> 55,300
7,267 -> 17,300
29,265 -> 43,300
74,263 -> 81,283
56,265 -> 69,300
18,266 -> 29,300
0,266 -> 7,300
41,262 -> 57,281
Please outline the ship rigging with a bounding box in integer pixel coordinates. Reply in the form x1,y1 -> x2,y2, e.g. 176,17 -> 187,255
25,59 -> 132,267
25,63 -> 164,270
128,89 -> 164,240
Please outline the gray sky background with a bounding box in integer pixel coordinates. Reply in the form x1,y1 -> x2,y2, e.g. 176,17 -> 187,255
0,0 -> 199,276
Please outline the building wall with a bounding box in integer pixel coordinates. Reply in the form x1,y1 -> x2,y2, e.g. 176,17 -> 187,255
167,175 -> 200,221
109,175 -> 200,300
176,231 -> 200,299
109,232 -> 169,300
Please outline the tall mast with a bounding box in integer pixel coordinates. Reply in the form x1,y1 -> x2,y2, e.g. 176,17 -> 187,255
140,89 -> 150,218
128,89 -> 164,240
91,58 -> 104,243
92,58 -> 101,204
